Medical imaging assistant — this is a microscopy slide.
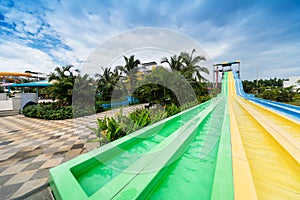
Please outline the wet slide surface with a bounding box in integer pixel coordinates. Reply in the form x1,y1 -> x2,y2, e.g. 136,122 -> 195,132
138,73 -> 233,199
76,103 -> 210,196
147,96 -> 226,199
228,72 -> 300,199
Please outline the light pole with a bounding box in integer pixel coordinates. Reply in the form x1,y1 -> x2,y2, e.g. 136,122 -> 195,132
64,67 -> 79,77
256,52 -> 259,86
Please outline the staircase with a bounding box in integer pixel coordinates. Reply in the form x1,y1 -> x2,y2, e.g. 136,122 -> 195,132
0,110 -> 19,117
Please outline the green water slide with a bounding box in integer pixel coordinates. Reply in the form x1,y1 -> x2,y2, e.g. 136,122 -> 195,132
112,73 -> 233,199
50,74 -> 233,199
75,103 -> 209,197
140,75 -> 232,199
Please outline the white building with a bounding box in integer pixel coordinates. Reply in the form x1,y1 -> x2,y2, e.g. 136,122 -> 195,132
283,76 -> 300,91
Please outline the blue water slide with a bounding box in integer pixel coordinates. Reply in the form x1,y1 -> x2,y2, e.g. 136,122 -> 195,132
232,71 -> 300,121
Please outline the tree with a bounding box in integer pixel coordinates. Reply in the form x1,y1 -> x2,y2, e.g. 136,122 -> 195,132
297,79 -> 300,93
242,78 -> 285,94
133,66 -> 199,106
258,86 -> 295,102
179,49 -> 209,82
161,50 -> 209,101
133,67 -> 177,105
48,65 -> 78,105
73,74 -> 97,117
117,55 -> 141,94
96,67 -> 119,101
161,55 -> 183,72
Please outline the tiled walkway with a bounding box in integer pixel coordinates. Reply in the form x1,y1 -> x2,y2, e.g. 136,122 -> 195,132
0,104 -> 145,199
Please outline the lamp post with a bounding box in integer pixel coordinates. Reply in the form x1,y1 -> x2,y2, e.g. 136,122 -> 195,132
64,67 -> 79,77
256,52 -> 259,86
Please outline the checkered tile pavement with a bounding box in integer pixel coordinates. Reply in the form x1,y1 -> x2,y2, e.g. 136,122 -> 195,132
0,104 -> 145,200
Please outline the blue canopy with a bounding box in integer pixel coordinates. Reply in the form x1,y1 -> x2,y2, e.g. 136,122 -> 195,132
12,80 -> 52,87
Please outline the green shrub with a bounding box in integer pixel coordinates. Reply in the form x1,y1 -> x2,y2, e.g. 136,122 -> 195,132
129,109 -> 151,127
197,95 -> 211,103
22,105 -> 38,117
95,101 -> 104,113
22,102 -> 73,120
257,86 -> 295,102
165,103 -> 181,117
23,100 -> 108,119
94,116 -> 126,142
91,101 -> 212,145
92,105 -> 179,144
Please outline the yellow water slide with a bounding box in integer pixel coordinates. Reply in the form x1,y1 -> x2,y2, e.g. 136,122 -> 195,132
0,72 -> 32,77
228,71 -> 300,199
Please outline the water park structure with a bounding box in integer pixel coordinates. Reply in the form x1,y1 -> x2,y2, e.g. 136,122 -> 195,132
0,71 -> 32,93
0,71 -> 52,114
213,60 -> 240,89
49,60 -> 300,199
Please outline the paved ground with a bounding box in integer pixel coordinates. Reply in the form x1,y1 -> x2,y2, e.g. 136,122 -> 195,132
0,104 -> 146,200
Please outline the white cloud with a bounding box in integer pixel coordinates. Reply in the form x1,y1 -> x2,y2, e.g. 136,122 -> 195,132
0,40 -> 56,73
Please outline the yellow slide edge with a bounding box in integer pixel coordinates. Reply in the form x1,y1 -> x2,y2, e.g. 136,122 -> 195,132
229,100 -> 258,200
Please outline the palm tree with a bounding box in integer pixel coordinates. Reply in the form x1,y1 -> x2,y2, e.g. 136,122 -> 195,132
48,65 -> 78,105
96,67 -> 119,101
117,55 -> 141,94
161,55 -> 183,72
72,74 -> 96,117
180,49 -> 209,82
295,79 -> 300,93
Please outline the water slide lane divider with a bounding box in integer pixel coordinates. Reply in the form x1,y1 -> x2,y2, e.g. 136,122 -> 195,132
241,97 -> 300,143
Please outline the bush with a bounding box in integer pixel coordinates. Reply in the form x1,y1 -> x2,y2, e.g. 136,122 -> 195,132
197,95 -> 211,103
92,104 -> 186,144
23,101 -> 107,119
22,102 -> 73,120
257,86 -> 295,102
165,103 -> 181,117
22,105 -> 38,118
95,101 -> 104,113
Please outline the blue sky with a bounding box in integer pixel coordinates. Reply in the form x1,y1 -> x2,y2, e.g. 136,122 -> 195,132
0,0 -> 300,80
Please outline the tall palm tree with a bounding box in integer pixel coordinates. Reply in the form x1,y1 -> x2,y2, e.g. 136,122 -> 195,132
117,55 -> 141,94
161,55 -> 183,72
180,49 -> 209,82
